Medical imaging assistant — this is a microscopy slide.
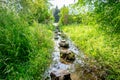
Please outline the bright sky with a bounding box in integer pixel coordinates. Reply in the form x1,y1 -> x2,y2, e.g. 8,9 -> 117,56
49,0 -> 77,9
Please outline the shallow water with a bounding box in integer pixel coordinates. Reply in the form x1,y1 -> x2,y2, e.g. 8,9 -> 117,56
44,25 -> 85,80
44,25 -> 106,80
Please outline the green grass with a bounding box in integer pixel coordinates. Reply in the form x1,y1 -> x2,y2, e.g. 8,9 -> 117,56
0,10 -> 54,80
62,24 -> 120,80
27,23 -> 54,79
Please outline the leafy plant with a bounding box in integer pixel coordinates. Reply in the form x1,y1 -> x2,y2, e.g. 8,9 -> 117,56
62,24 -> 120,80
0,8 -> 53,79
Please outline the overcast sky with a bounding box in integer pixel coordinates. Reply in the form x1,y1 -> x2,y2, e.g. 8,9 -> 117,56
49,0 -> 78,9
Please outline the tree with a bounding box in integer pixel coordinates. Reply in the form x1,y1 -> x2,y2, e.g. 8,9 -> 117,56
77,0 -> 120,32
53,6 -> 60,22
59,6 -> 69,25
0,0 -> 51,24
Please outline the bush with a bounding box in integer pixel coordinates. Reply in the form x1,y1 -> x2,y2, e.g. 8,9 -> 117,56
0,9 -> 53,79
62,24 -> 120,80
28,23 -> 53,79
0,9 -> 30,78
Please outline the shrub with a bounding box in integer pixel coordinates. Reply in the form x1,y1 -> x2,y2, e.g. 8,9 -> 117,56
62,24 -> 120,80
0,9 -> 53,79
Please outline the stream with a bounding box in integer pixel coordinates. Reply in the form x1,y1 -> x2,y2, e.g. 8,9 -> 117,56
44,23 -> 106,80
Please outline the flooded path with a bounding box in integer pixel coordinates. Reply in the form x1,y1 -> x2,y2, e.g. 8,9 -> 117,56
44,23 -> 106,80
44,23 -> 84,80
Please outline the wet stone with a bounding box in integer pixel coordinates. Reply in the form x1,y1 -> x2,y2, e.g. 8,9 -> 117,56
59,47 -> 68,50
61,34 -> 67,39
54,29 -> 59,33
56,26 -> 59,29
57,32 -> 62,35
60,50 -> 75,63
59,40 -> 69,48
50,70 -> 71,80
60,49 -> 71,55
55,26 -> 60,32
54,36 -> 59,40
54,31 -> 58,34
61,40 -> 66,43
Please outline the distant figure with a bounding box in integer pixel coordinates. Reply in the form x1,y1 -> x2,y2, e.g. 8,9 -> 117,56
53,6 -> 60,23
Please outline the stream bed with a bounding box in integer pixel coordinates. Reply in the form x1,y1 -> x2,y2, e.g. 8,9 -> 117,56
44,24 -> 106,80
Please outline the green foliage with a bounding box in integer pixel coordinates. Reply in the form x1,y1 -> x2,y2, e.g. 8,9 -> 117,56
76,0 -> 120,33
66,14 -> 82,24
59,0 -> 120,79
59,6 -> 69,25
95,1 -> 120,33
59,6 -> 82,25
0,0 -> 54,79
19,0 -> 51,24
0,8 -> 53,79
1,13 -> 29,59
62,24 -> 120,80
0,9 -> 30,79
0,0 -> 52,24
27,23 -> 53,79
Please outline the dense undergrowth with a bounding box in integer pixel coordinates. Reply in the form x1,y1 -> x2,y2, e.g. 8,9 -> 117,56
0,9 -> 53,79
62,24 -> 120,80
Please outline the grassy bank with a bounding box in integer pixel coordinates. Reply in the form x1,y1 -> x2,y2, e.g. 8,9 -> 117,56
0,10 -> 53,79
62,24 -> 120,80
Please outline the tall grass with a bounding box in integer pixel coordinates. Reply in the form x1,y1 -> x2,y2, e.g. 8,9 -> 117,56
0,9 -> 53,79
62,24 -> 120,80
28,23 -> 53,79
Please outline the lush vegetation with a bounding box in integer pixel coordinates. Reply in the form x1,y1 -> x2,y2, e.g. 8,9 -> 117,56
59,0 -> 120,80
58,6 -> 82,25
77,0 -> 120,32
0,0 -> 54,79
59,0 -> 120,32
62,24 -> 120,79
0,0 -> 119,79
59,6 -> 69,25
